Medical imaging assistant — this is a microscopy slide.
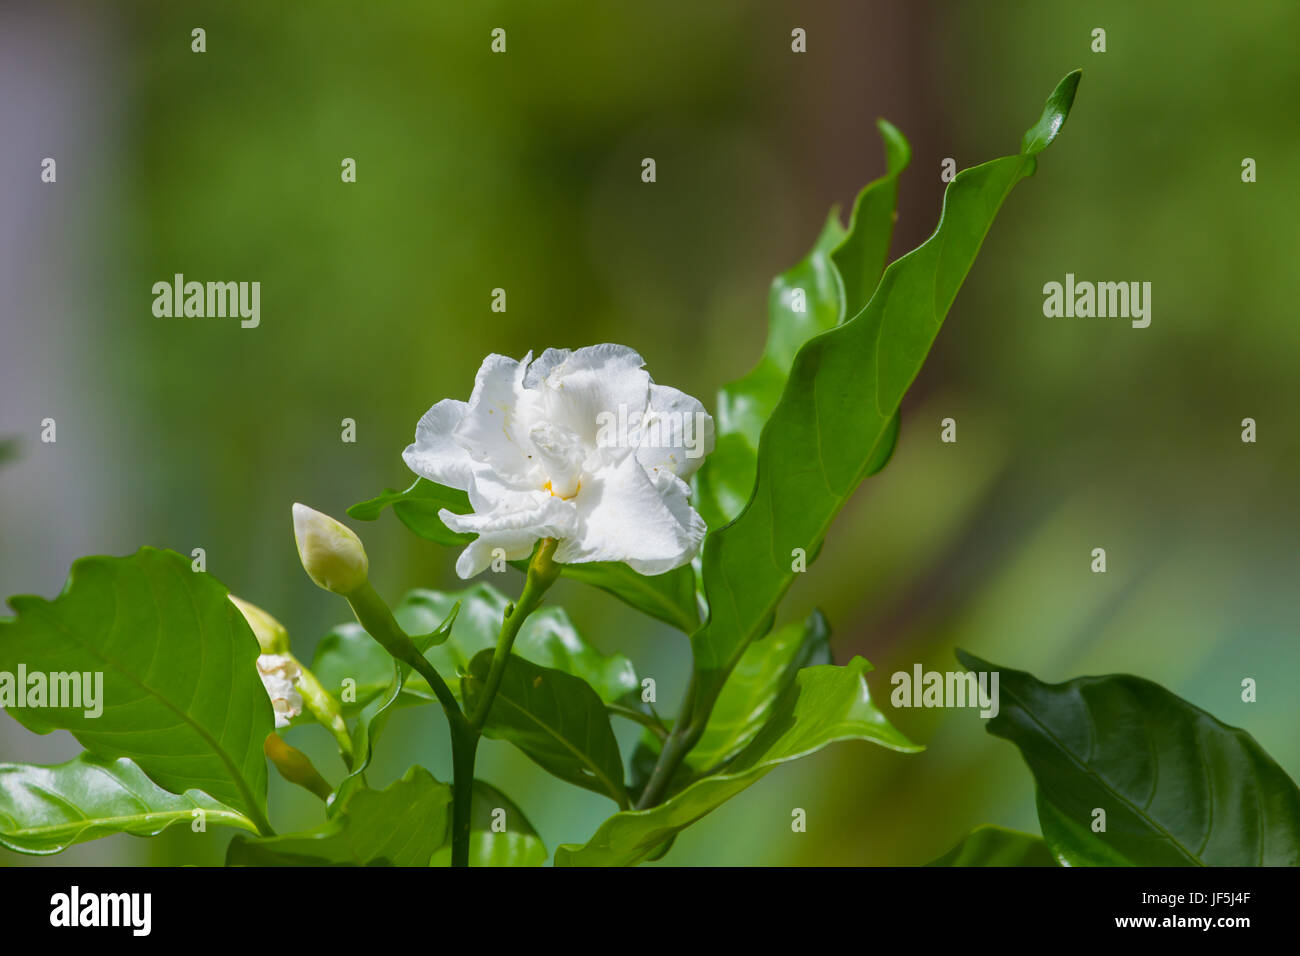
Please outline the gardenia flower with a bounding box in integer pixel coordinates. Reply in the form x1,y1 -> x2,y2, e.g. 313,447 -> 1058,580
256,654 -> 303,728
403,344 -> 715,578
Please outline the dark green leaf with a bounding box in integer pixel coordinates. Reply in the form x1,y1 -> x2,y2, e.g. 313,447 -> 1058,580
227,766 -> 450,866
959,650 -> 1300,866
555,658 -> 919,866
350,481 -> 699,632
429,780 -> 546,867
463,650 -> 628,807
0,754 -> 257,855
927,825 -> 1057,867
690,75 -> 1080,711
695,122 -> 910,531
0,548 -> 272,829
559,560 -> 699,633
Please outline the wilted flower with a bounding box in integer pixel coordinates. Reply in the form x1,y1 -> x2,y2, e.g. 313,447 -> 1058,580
403,344 -> 714,578
256,654 -> 303,728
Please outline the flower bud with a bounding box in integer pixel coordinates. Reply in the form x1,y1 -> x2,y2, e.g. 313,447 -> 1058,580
292,502 -> 369,595
229,595 -> 290,655
264,733 -> 333,802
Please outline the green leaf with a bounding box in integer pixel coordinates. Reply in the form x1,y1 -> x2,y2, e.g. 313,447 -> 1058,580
429,780 -> 546,867
463,650 -> 629,807
831,119 -> 913,322
695,122 -> 910,530
350,481 -> 699,632
686,609 -> 832,774
348,478 -> 472,547
312,583 -> 638,711
328,602 -> 459,813
690,74 -> 1080,712
958,650 -> 1300,866
0,754 -> 257,855
559,560 -> 699,634
227,766 -> 450,866
1020,69 -> 1082,156
555,657 -> 919,866
927,825 -> 1057,867
633,610 -> 833,799
0,548 -> 272,830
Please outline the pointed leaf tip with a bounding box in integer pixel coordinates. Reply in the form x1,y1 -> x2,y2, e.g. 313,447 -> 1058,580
1020,69 -> 1082,156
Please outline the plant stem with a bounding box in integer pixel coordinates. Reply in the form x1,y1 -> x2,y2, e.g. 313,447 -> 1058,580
345,581 -> 476,866
606,702 -> 669,740
635,672 -> 701,809
290,656 -> 354,768
468,539 -> 562,730
344,542 -> 560,867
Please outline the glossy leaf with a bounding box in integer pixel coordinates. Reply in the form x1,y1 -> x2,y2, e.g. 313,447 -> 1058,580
695,122 -> 910,531
350,480 -> 698,632
686,609 -> 832,774
690,73 -> 1081,711
0,754 -> 257,855
926,825 -> 1056,867
429,780 -> 546,867
633,610 -> 833,798
462,650 -> 629,807
0,548 -> 271,828
227,766 -> 450,866
555,657 -> 919,866
959,650 -> 1300,866
312,584 -> 637,712
348,477 -> 472,546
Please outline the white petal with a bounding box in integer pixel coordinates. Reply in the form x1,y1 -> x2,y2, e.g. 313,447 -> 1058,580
635,383 -> 716,481
439,495 -> 576,579
452,353 -> 536,480
554,455 -> 702,574
527,345 -> 651,461
402,399 -> 475,490
527,421 -> 585,498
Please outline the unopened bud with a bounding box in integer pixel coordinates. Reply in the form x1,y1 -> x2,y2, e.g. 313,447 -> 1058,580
264,733 -> 333,802
292,502 -> 369,595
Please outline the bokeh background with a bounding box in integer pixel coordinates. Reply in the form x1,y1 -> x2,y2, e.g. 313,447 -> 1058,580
2,0 -> 1297,866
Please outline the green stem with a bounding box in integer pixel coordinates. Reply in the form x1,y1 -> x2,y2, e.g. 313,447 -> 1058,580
468,539 -> 562,730
635,672 -> 701,810
345,580 -> 476,866
606,702 -> 669,740
449,725 -> 479,864
290,656 -> 354,768
343,542 -> 560,867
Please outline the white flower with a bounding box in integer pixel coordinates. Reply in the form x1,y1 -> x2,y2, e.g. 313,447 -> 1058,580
292,503 -> 369,594
256,654 -> 303,728
403,344 -> 715,579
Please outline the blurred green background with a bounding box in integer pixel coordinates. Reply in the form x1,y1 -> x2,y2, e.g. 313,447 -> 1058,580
2,0 -> 1297,866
